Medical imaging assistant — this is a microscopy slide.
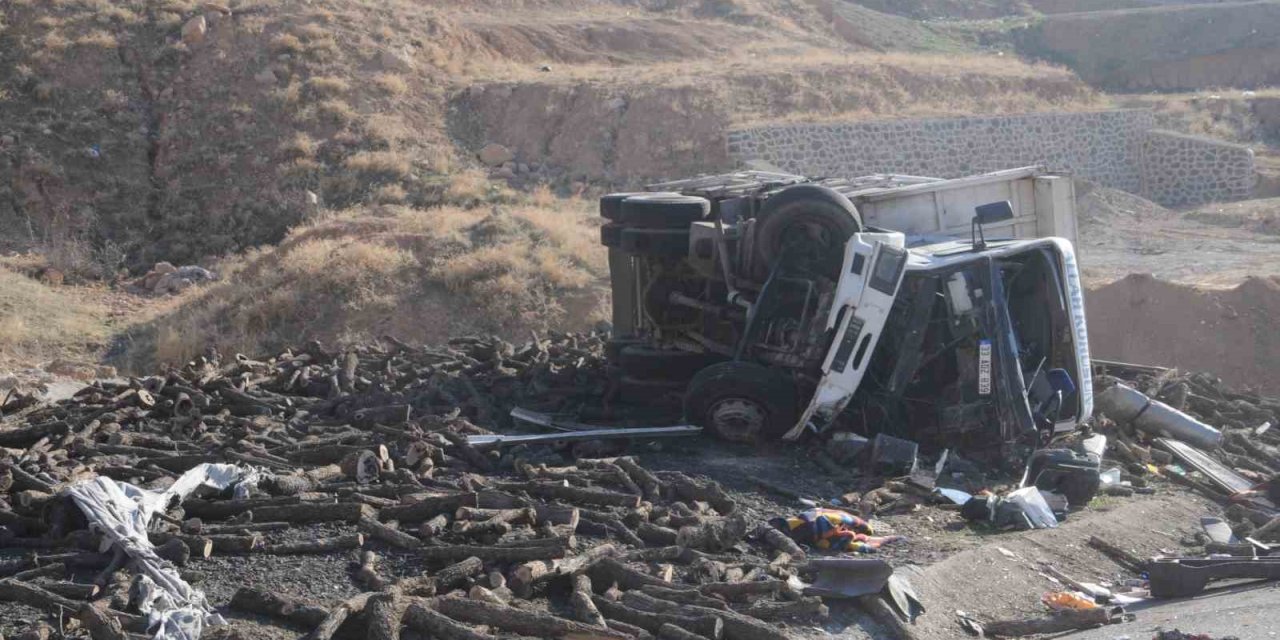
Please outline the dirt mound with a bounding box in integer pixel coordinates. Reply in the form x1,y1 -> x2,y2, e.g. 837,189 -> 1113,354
1076,182 -> 1172,226
1086,273 -> 1280,396
1015,1 -> 1280,91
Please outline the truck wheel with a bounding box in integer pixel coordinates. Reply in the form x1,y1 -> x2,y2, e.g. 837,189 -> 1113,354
755,185 -> 862,278
620,227 -> 690,257
600,192 -> 655,221
618,346 -> 726,381
600,222 -> 625,248
620,193 -> 710,228
684,362 -> 797,444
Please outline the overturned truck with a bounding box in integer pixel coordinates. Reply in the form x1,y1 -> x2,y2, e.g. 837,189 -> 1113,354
600,167 -> 1093,472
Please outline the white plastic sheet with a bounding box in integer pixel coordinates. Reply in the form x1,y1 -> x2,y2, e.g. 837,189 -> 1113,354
1004,486 -> 1059,529
65,463 -> 260,640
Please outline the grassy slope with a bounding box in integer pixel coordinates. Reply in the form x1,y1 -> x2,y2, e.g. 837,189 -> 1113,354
0,267 -> 110,366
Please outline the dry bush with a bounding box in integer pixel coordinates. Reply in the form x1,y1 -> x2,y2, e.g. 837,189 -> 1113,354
279,132 -> 318,160
270,33 -> 304,54
344,151 -> 413,179
76,29 -> 116,49
444,169 -> 492,204
306,76 -> 350,98
373,184 -> 407,204
295,23 -> 328,41
373,73 -> 409,95
315,99 -> 357,125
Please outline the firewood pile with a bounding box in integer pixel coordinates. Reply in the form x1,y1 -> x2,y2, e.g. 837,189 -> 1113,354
0,333 -> 832,640
1097,366 -> 1280,540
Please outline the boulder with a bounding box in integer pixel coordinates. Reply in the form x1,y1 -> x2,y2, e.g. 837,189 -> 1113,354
181,15 -> 208,45
478,143 -> 514,167
254,68 -> 278,85
378,47 -> 416,73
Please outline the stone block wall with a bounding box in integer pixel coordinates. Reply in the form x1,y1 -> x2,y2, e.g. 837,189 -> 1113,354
728,109 -> 1256,206
1140,130 -> 1255,206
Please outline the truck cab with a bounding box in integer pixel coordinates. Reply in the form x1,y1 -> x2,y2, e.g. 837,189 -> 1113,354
600,168 -> 1092,469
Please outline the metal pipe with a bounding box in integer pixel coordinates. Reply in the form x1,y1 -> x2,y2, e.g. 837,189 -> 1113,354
1096,383 -> 1222,450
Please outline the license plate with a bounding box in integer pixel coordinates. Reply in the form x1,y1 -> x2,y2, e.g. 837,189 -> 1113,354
978,339 -> 992,396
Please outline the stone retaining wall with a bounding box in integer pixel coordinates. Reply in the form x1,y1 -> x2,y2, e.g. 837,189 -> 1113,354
727,109 -> 1256,206
1141,130 -> 1255,206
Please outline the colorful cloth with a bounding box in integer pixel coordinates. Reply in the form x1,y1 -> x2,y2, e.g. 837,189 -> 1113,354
768,508 -> 902,554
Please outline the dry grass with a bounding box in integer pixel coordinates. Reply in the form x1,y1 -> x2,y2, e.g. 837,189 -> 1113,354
344,151 -> 413,179
314,99 -> 358,125
0,267 -> 109,362
306,76 -> 350,98
123,195 -> 607,372
270,32 -> 304,55
279,132 -> 318,160
373,73 -> 410,95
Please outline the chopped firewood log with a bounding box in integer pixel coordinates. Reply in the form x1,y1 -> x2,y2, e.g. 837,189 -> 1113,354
637,523 -> 679,546
43,581 -> 100,600
571,574 -> 608,628
606,619 -> 654,640
592,596 -> 723,639
738,596 -> 828,621
359,516 -> 422,549
230,587 -> 330,627
752,524 -> 804,558
638,585 -> 728,610
419,513 -> 450,538
431,595 -> 632,640
659,623 -> 709,640
380,493 -> 477,523
655,473 -> 735,515
306,592 -> 372,640
78,600 -> 127,640
468,584 -> 511,605
341,449 -> 383,484
397,556 -> 484,596
257,533 -> 363,555
365,591 -> 405,640
357,550 -> 387,590
622,591 -> 787,640
403,601 -> 494,640
588,558 -> 671,591
150,531 -> 246,555
983,606 -> 1122,637
676,513 -> 749,552
495,481 -> 642,509
509,543 -> 618,597
421,540 -> 567,563
250,502 -> 374,524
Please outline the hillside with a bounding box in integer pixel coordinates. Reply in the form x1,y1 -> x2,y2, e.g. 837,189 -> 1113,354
0,0 -> 1115,372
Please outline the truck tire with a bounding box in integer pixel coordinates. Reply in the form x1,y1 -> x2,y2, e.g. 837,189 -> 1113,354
600,192 -> 655,221
618,346 -> 727,381
600,222 -> 625,248
755,185 -> 862,278
684,362 -> 798,445
619,193 -> 710,228
620,227 -> 690,257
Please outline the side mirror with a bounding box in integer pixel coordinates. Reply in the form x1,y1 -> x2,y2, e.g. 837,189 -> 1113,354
975,201 -> 1014,224
971,200 -> 1014,250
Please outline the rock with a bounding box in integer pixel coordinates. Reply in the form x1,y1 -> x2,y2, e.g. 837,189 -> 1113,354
0,375 -> 18,390
202,2 -> 232,14
93,365 -> 118,379
175,265 -> 218,283
306,190 -> 320,206
494,167 -> 517,180
154,274 -> 194,295
36,267 -> 64,286
517,163 -> 530,174
478,143 -> 514,167
254,68 -> 277,84
181,16 -> 208,45
606,97 -> 627,111
0,134 -> 13,147
154,261 -> 178,275
378,47 -> 416,73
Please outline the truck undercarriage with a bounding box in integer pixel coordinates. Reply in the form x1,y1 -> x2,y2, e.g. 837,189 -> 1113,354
601,170 -> 1092,471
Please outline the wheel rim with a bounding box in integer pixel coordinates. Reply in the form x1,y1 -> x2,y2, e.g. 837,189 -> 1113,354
708,398 -> 768,443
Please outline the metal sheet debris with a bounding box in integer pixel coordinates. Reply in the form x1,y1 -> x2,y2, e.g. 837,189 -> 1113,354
470,424 -> 701,447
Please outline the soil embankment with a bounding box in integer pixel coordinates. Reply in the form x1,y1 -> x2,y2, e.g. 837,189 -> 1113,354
1086,274 -> 1280,396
